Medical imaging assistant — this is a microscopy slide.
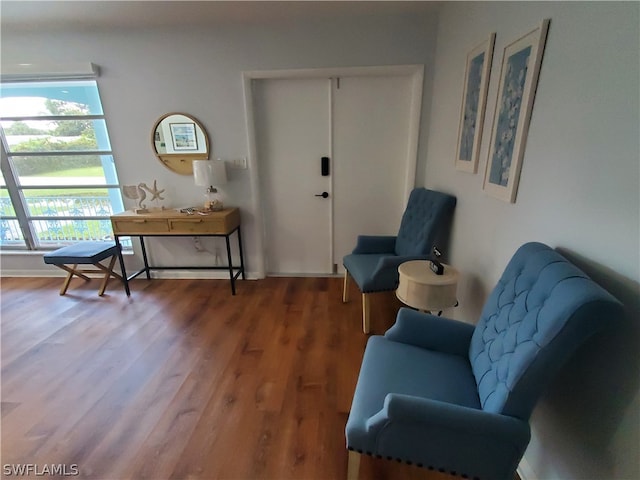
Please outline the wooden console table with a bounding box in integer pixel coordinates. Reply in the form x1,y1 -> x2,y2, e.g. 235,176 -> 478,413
110,208 -> 245,295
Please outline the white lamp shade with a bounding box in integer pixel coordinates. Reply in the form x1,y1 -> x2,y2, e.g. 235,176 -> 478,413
193,160 -> 227,186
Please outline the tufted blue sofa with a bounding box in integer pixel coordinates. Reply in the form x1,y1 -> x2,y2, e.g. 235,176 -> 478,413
342,188 -> 456,333
345,242 -> 624,480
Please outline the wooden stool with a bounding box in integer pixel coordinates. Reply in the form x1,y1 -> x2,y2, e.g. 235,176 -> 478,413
43,241 -> 129,296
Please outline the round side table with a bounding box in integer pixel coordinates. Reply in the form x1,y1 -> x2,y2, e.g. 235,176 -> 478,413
396,260 -> 459,314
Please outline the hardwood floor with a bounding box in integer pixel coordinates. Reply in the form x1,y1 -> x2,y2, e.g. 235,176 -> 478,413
1,276 -> 455,480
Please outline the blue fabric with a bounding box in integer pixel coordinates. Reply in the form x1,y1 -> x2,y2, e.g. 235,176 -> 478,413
347,336 -> 481,449
343,188 -> 456,293
43,241 -> 119,265
362,394 -> 529,480
469,242 -> 624,418
345,336 -> 528,480
351,235 -> 397,255
385,307 -> 475,357
394,188 -> 456,256
345,242 -> 623,480
343,253 -> 428,292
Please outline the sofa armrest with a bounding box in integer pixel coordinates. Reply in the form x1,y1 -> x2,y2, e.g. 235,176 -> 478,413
352,235 -> 397,254
351,393 -> 530,480
384,308 -> 474,357
375,255 -> 429,274
363,255 -> 430,286
366,393 -> 530,448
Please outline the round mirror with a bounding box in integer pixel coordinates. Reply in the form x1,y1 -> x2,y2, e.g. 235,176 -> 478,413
152,112 -> 210,175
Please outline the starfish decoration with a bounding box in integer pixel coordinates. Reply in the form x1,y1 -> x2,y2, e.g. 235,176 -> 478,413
122,180 -> 166,210
147,180 -> 166,202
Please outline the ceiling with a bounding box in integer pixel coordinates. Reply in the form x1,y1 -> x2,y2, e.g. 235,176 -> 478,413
1,1 -> 441,31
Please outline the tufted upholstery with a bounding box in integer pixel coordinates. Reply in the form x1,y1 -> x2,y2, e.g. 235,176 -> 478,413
342,188 -> 456,333
345,242 -> 623,480
469,242 -> 623,419
395,188 -> 456,257
343,188 -> 456,294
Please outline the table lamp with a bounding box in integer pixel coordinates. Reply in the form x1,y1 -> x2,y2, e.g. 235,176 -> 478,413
193,159 -> 227,211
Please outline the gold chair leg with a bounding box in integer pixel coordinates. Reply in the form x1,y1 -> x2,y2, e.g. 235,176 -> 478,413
361,293 -> 371,334
347,450 -> 361,480
343,270 -> 350,303
60,267 -> 75,295
96,255 -> 118,296
57,263 -> 90,295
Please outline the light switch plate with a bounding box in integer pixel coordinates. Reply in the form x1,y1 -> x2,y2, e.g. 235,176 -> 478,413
230,157 -> 247,169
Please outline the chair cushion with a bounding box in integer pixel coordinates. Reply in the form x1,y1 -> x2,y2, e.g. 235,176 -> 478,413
395,188 -> 456,257
43,241 -> 119,265
347,336 -> 481,449
343,253 -> 397,292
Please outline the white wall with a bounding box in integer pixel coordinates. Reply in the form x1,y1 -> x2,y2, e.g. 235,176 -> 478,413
0,12 -> 439,276
423,2 -> 639,479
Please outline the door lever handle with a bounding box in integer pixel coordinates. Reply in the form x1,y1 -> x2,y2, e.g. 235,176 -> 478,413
315,192 -> 329,198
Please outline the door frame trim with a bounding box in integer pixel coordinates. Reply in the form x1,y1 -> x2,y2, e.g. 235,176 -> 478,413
242,64 -> 424,278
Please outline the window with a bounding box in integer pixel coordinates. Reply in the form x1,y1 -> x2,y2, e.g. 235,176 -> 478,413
0,79 -> 125,250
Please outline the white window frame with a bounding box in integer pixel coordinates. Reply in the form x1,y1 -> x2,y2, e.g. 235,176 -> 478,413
0,63 -> 125,250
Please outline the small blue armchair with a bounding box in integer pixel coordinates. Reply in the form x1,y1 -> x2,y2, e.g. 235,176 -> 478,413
342,188 -> 456,333
345,242 -> 623,480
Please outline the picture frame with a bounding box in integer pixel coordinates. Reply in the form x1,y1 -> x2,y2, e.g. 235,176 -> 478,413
455,32 -> 496,173
170,122 -> 198,151
483,18 -> 550,203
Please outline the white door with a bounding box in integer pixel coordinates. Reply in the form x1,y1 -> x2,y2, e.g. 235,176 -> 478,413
253,77 -> 333,274
253,73 -> 415,276
332,75 -> 413,272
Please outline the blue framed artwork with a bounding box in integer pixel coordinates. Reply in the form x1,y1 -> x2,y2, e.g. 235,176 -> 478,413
483,19 -> 550,202
455,33 -> 495,173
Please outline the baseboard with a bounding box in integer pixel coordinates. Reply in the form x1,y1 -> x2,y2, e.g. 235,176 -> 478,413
150,270 -> 259,280
2,269 -> 68,278
517,455 -> 536,480
267,272 -> 343,278
0,269 -> 259,280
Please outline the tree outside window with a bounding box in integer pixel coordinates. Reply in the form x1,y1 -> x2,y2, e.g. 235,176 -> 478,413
0,80 -> 125,249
